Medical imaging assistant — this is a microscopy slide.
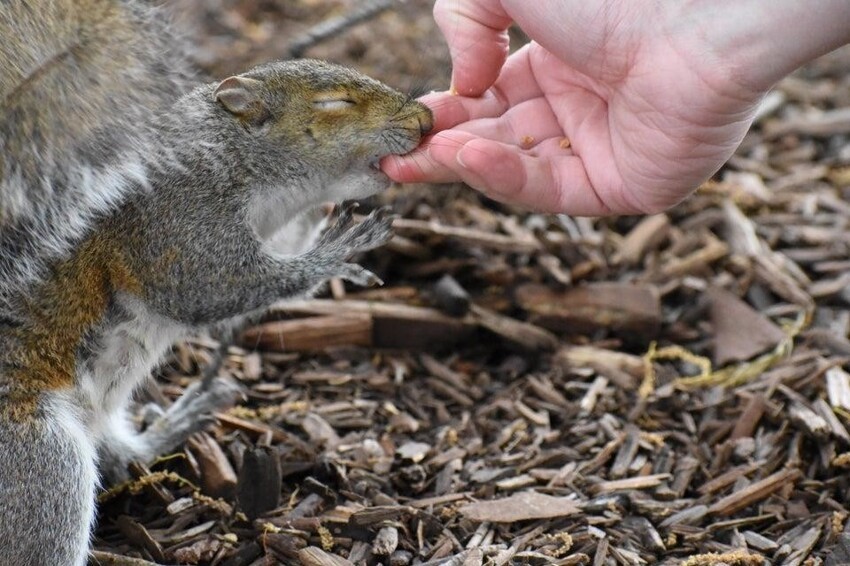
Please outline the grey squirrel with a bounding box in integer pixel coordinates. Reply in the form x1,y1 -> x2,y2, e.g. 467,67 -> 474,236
0,1 -> 432,564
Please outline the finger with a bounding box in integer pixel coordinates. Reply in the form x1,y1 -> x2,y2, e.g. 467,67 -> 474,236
451,97 -> 569,149
380,141 -> 462,184
428,131 -> 629,216
434,0 -> 513,96
384,92 -> 575,186
419,45 -> 545,132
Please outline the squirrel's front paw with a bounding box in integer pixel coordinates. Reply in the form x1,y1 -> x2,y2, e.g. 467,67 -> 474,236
318,204 -> 394,256
310,205 -> 394,287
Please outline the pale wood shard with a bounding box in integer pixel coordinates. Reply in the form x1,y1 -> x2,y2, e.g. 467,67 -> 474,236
527,374 -> 570,408
661,234 -> 729,278
826,367 -> 850,411
372,526 -> 399,556
459,491 -> 580,523
296,546 -> 355,566
612,214 -> 671,265
89,551 -> 162,566
537,253 -> 572,285
764,106 -> 850,138
753,89 -> 787,123
722,199 -> 767,256
470,304 -> 560,351
680,550 -> 766,566
659,505 -> 709,528
516,282 -> 662,336
588,473 -> 672,495
556,346 -> 645,382
301,412 -> 341,449
393,217 -> 541,253
788,403 -> 830,439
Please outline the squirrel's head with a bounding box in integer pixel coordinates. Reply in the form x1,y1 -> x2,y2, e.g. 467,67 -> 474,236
211,60 -> 432,202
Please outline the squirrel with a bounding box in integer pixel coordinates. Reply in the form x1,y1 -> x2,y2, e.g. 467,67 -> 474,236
0,1 -> 433,564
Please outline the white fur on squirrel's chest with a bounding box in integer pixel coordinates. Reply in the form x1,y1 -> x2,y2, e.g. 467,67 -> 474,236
75,300 -> 184,438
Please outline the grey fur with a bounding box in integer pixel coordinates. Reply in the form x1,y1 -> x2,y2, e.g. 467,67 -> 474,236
0,396 -> 96,566
0,0 -> 193,301
0,2 -> 192,563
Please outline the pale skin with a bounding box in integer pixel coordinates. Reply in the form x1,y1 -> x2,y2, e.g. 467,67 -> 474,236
382,0 -> 850,215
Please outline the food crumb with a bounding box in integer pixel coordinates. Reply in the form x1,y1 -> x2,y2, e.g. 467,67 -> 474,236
559,137 -> 571,149
520,135 -> 535,148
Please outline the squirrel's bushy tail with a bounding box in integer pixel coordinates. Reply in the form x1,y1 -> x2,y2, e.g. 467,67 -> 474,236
0,394 -> 97,566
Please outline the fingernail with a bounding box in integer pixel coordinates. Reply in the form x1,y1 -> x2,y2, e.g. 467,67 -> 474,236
455,148 -> 467,169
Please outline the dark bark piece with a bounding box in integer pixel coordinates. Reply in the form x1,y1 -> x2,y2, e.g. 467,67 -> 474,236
825,534 -> 850,566
241,314 -> 373,352
264,533 -> 307,562
431,274 -> 471,316
516,282 -> 662,336
708,286 -> 786,365
237,445 -> 282,520
114,516 -> 166,563
708,468 -> 802,516
272,299 -> 477,349
187,432 -> 238,499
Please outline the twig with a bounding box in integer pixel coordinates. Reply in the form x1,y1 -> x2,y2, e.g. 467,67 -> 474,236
288,0 -> 399,58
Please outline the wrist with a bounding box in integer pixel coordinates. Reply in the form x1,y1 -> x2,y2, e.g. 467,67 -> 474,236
671,0 -> 850,92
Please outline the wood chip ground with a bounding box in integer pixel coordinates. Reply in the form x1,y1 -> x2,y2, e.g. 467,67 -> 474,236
90,1 -> 850,564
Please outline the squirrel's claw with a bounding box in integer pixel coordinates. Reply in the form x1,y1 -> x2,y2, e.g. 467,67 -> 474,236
338,264 -> 383,287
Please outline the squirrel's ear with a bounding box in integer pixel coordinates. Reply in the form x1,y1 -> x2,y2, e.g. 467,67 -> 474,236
214,76 -> 269,126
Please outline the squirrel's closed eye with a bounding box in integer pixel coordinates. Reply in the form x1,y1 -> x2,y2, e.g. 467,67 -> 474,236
313,98 -> 356,111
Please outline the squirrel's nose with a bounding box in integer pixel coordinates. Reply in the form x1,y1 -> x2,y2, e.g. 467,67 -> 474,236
418,110 -> 434,136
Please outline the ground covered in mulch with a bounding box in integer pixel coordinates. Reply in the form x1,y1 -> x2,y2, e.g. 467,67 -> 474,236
90,2 -> 850,565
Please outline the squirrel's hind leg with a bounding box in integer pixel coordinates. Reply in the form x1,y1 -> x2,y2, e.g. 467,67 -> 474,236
97,377 -> 242,484
0,394 -> 97,566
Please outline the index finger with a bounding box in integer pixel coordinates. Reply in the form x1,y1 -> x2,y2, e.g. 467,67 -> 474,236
434,0 -> 513,96
422,44 -> 544,132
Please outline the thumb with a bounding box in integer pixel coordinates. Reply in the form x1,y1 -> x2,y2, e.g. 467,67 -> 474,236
434,0 -> 512,97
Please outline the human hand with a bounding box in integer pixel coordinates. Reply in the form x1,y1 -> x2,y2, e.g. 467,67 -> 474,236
383,0 -> 850,215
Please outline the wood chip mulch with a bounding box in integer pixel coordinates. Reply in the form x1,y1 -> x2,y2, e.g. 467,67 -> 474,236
90,2 -> 850,565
